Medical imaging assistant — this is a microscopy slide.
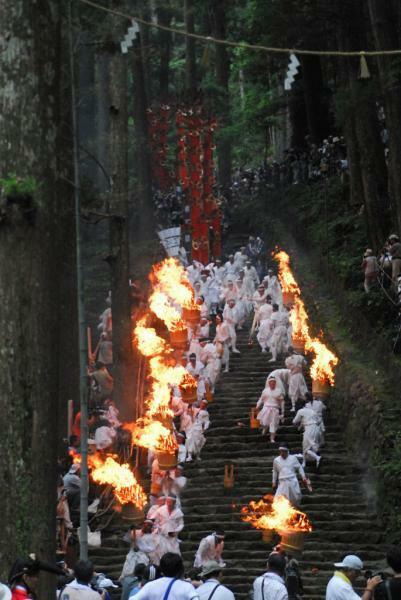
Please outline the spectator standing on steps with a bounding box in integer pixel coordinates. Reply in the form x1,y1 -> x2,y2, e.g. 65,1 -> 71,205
326,555 -> 381,600
253,553 -> 288,600
197,562 -> 234,600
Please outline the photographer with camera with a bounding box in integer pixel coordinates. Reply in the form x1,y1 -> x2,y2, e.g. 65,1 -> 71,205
326,555 -> 382,600
373,546 -> 401,600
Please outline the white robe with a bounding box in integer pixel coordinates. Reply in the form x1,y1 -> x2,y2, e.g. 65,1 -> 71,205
224,261 -> 238,282
257,318 -> 273,350
243,266 -> 259,295
270,311 -> 290,358
186,409 -> 209,456
272,455 -> 306,506
256,387 -> 284,432
264,275 -> 283,306
194,534 -> 225,568
154,505 -> 184,535
135,531 -> 160,565
285,355 -> 308,403
293,407 -> 322,453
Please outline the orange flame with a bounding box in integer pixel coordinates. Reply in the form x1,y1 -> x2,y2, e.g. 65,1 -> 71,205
274,249 -> 339,385
128,419 -> 178,452
241,495 -> 312,533
130,258 -> 197,459
134,319 -> 169,357
305,337 -> 339,385
89,455 -> 147,508
274,251 -> 300,295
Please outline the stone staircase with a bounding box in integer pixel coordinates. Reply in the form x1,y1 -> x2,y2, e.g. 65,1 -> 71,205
89,323 -> 384,599
179,326 -> 384,599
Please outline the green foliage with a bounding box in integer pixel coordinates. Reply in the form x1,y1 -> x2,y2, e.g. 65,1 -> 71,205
0,173 -> 38,197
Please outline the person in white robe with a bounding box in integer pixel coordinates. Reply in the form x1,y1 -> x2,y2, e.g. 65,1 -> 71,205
266,368 -> 290,396
252,285 -> 268,314
212,259 -> 226,286
293,402 -> 322,468
194,530 -> 226,568
223,299 -> 240,353
135,520 -> 161,565
272,447 -> 308,507
199,340 -> 220,391
187,260 -> 203,285
207,277 -> 220,315
185,401 -> 209,461
154,496 -> 184,558
256,378 -> 284,443
305,393 -> 326,446
258,296 -> 273,325
234,246 -> 248,271
269,305 -> 290,363
161,466 -> 187,508
199,273 -> 212,308
196,296 -> 209,319
257,317 -> 273,353
119,542 -> 149,580
264,270 -> 283,306
224,255 -> 239,282
243,260 -> 260,295
234,278 -> 251,328
285,349 -> 308,411
220,280 -> 238,305
214,315 -> 231,373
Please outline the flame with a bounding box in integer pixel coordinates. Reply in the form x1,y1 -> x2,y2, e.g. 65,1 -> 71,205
274,251 -> 300,295
290,296 -> 310,343
130,258 -> 197,460
273,249 -> 339,385
305,337 -> 339,385
89,454 -> 147,508
241,495 -> 312,533
150,258 -> 197,309
128,419 -> 178,452
134,319 -> 168,357
149,291 -> 185,332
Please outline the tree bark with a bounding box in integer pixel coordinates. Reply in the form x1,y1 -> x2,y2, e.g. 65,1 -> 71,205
337,0 -> 390,249
301,55 -> 331,143
367,0 -> 401,234
132,37 -> 154,241
108,31 -> 134,418
209,0 -> 232,190
0,0 -> 60,592
184,0 -> 197,96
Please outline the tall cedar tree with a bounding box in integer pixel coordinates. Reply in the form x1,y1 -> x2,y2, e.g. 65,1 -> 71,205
107,10 -> 135,417
0,1 -> 61,594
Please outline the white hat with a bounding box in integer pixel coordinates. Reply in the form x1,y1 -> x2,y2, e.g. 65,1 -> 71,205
98,578 -> 118,589
0,584 -> 11,600
334,555 -> 363,570
69,463 -> 80,474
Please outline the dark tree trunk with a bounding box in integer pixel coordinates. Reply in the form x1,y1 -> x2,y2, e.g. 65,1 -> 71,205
57,11 -> 80,446
337,0 -> 390,249
157,4 -> 172,102
367,0 -> 401,234
132,37 -> 154,241
0,1 -> 61,593
108,34 -> 134,418
301,55 -> 331,143
184,0 -> 197,95
94,51 -> 111,193
209,0 -> 232,190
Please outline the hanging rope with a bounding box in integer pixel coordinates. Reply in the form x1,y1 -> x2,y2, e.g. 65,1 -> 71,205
77,0 -> 401,58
